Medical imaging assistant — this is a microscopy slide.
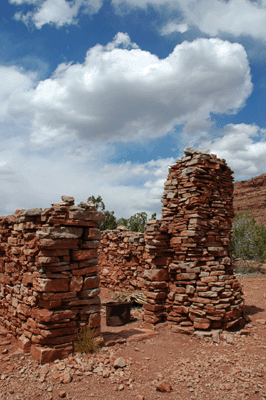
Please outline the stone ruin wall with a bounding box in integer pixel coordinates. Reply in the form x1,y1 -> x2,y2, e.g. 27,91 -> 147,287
99,148 -> 245,333
99,228 -> 146,292
0,196 -> 104,364
0,148 -> 245,364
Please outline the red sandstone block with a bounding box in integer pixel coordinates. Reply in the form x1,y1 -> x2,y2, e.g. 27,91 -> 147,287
36,226 -> 83,239
201,276 -> 218,283
38,299 -> 62,309
47,217 -> 98,227
39,249 -> 70,256
31,308 -> 77,323
17,303 -> 31,317
41,292 -> 76,301
72,249 -> 98,261
143,269 -> 169,282
72,265 -> 98,276
143,291 -> 167,300
69,276 -> 83,292
143,303 -> 165,312
33,277 -> 69,292
80,241 -> 99,249
173,305 -> 188,314
31,344 -> 73,364
39,326 -> 78,338
37,256 -> 60,264
31,333 -> 78,346
193,317 -> 211,330
82,275 -> 100,290
86,228 -> 101,240
22,272 -> 33,286
89,312 -> 101,329
176,273 -> 197,280
38,238 -> 79,249
68,210 -> 105,221
79,258 -> 98,268
17,334 -> 31,353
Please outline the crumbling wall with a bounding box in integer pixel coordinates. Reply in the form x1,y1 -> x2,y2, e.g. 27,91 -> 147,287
98,227 -> 146,291
143,147 -> 244,332
0,196 -> 104,363
98,148 -> 244,333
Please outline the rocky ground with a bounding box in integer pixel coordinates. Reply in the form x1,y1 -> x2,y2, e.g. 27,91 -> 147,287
0,274 -> 266,400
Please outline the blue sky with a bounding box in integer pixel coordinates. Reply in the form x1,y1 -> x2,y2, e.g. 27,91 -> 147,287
1,0 -> 266,219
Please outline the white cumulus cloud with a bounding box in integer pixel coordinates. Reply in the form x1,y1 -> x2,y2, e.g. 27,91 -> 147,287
10,0 -> 103,28
0,65 -> 37,122
6,33 -> 252,148
113,0 -> 266,41
200,123 -> 266,180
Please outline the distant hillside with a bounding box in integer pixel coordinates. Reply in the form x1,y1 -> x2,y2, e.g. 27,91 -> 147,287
233,173 -> 266,226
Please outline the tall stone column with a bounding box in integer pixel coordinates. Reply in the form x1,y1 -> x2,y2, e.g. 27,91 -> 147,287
144,147 -> 245,333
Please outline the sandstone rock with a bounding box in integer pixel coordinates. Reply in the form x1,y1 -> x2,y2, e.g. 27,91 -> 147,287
114,357 -> 126,368
17,335 -> 31,353
31,345 -> 73,364
33,277 -> 69,292
62,371 -> 72,384
69,276 -> 83,292
61,195 -> 75,205
234,173 -> 266,225
156,381 -> 172,392
184,146 -> 210,156
143,269 -> 169,282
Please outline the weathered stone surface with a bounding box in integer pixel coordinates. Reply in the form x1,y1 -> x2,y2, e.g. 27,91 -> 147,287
31,309 -> 77,323
31,344 -> 73,364
33,278 -> 69,292
61,195 -> 75,205
82,275 -> 100,290
0,196 -> 103,363
72,249 -> 98,261
143,269 -> 169,282
36,226 -> 83,240
38,238 -> 79,249
69,276 -> 83,292
156,381 -> 172,393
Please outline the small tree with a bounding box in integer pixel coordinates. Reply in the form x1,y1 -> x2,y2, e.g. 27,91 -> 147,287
99,210 -> 117,231
150,212 -> 157,220
88,196 -> 117,231
127,212 -> 148,233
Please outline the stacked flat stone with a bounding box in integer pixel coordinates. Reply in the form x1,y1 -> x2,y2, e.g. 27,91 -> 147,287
143,147 -> 244,332
0,196 -> 104,363
142,220 -> 171,324
99,227 -> 145,292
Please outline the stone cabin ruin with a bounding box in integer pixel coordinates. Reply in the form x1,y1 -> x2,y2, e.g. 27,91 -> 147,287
0,148 -> 245,363
99,147 -> 245,332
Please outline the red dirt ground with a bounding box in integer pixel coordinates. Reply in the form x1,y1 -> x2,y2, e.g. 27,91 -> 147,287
0,274 -> 266,400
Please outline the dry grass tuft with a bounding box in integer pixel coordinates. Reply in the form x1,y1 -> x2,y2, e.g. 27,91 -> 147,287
74,326 -> 99,354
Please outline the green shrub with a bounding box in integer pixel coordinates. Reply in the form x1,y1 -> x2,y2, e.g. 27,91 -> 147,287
74,326 -> 99,354
232,211 -> 266,262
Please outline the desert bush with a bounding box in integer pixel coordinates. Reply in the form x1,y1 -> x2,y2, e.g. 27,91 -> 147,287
232,211 -> 266,262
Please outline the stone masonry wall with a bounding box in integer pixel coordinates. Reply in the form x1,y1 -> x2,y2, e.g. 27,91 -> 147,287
0,196 -> 104,363
98,147 -> 245,333
98,227 -> 146,292
143,147 -> 244,333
